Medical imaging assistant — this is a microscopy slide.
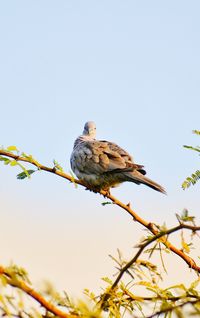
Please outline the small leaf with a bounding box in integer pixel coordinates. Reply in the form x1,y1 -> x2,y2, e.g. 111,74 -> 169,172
166,283 -> 187,292
183,145 -> 200,153
179,209 -> 195,222
7,145 -> 19,152
192,130 -> 200,135
101,277 -> 113,285
0,157 -> 11,165
69,170 -> 78,188
190,279 -> 200,290
101,201 -> 112,206
10,160 -> 18,166
182,170 -> 200,189
181,238 -> 190,254
17,170 -> 35,180
53,160 -> 63,172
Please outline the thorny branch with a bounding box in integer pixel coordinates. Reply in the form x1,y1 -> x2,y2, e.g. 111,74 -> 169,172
0,149 -> 199,272
100,223 -> 200,305
0,149 -> 200,317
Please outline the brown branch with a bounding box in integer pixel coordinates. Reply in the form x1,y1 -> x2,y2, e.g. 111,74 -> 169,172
113,223 -> 200,287
1,149 -> 200,311
0,149 -> 199,273
105,193 -> 200,271
0,266 -> 77,318
100,223 -> 200,305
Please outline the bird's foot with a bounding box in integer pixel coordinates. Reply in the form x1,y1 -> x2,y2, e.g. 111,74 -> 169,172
102,189 -> 111,197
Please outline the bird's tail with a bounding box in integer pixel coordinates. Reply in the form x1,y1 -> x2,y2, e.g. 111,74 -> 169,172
126,171 -> 166,194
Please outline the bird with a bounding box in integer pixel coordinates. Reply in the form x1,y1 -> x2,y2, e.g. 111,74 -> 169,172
70,121 -> 166,194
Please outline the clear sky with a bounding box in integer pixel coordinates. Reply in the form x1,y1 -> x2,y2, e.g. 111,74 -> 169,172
0,1 -> 200,298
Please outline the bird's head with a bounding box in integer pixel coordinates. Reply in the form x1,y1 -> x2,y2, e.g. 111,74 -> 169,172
83,121 -> 96,139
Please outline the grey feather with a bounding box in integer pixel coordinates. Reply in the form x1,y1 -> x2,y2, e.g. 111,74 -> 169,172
70,122 -> 166,194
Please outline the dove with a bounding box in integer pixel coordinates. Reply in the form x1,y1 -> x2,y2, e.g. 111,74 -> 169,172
70,121 -> 166,194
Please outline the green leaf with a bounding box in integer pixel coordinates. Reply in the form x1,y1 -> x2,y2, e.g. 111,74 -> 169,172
101,277 -> 113,285
10,160 -> 18,166
6,145 -> 19,152
0,157 -> 11,165
17,170 -> 35,180
183,145 -> 200,153
182,170 -> 200,189
180,209 -> 195,222
21,153 -> 41,168
192,130 -> 200,135
53,160 -> 63,172
165,283 -> 187,292
183,209 -> 188,217
189,279 -> 200,290
101,201 -> 112,206
182,131 -> 200,189
181,237 -> 190,254
69,170 -> 78,188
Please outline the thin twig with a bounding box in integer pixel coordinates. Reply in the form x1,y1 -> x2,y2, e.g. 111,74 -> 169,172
123,289 -> 200,302
143,299 -> 200,318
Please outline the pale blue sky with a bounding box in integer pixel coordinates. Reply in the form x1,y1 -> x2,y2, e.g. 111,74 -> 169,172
0,1 -> 200,296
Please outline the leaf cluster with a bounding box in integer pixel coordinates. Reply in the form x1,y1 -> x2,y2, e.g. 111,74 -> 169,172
182,130 -> 200,189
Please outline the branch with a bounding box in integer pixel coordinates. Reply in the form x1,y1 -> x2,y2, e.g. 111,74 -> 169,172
124,289 -> 200,302
113,223 -> 200,288
1,149 -> 200,309
1,149 -> 199,273
100,223 -> 200,305
0,266 -> 77,318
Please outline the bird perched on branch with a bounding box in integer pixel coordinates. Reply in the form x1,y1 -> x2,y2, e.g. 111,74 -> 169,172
70,121 -> 166,194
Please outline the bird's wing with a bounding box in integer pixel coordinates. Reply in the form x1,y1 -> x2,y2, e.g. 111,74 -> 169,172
72,139 -> 146,175
103,141 -> 146,174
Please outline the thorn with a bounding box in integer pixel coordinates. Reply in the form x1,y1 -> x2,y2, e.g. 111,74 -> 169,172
127,202 -> 131,208
102,189 -> 111,197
